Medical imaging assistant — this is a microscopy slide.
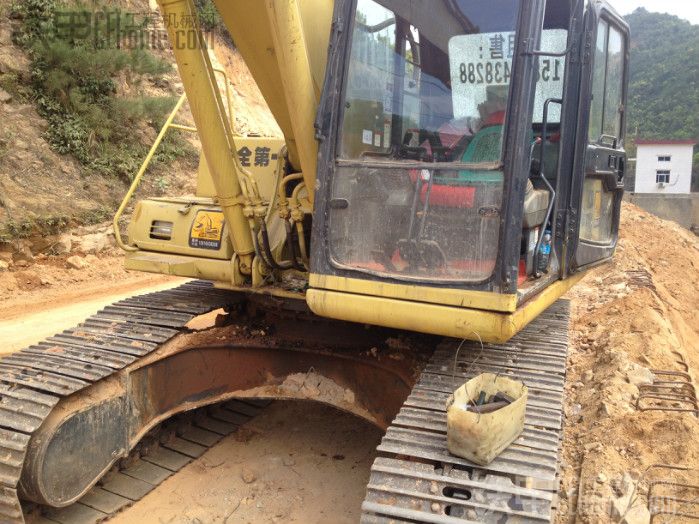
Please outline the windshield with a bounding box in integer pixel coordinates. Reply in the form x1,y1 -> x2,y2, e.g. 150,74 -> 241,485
339,0 -> 521,164
328,0 -> 542,283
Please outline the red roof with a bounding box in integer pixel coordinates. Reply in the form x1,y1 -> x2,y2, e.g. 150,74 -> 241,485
635,139 -> 696,146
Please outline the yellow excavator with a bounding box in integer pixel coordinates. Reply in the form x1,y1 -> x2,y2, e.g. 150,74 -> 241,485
0,0 -> 630,522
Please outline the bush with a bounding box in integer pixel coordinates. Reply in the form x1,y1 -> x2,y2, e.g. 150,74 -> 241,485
11,1 -> 192,182
194,0 -> 222,32
10,0 -> 56,47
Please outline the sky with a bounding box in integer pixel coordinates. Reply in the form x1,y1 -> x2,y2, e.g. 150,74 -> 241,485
607,0 -> 699,24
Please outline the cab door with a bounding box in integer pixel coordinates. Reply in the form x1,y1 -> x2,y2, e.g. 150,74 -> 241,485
571,3 -> 629,269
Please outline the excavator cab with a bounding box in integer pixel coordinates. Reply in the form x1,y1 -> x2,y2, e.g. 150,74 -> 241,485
307,0 -> 630,340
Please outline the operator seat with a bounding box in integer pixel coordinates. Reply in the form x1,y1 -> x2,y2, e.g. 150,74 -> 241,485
417,111 -> 550,229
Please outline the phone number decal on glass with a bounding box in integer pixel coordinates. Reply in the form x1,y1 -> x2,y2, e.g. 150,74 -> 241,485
457,58 -> 562,86
458,61 -> 513,85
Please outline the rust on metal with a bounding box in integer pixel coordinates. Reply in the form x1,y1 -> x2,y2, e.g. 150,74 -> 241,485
645,465 -> 699,523
636,370 -> 699,416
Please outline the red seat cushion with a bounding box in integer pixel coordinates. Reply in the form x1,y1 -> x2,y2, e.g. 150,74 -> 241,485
420,184 -> 475,208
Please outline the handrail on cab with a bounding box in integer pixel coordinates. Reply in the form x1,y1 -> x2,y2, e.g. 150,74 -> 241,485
113,68 -> 235,251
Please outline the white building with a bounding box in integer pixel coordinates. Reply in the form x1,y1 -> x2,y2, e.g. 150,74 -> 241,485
634,140 -> 695,194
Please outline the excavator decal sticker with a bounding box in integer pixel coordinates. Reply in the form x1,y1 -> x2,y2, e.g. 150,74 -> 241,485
189,210 -> 225,250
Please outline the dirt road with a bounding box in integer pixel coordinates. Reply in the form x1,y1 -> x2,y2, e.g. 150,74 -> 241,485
0,277 -> 181,356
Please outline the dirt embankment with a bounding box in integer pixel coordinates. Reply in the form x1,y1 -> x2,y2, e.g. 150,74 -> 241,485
0,0 -> 198,237
558,201 -> 699,523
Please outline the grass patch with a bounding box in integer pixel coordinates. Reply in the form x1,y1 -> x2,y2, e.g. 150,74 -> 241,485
193,0 -> 234,46
0,207 -> 115,243
10,0 -> 193,182
0,72 -> 33,102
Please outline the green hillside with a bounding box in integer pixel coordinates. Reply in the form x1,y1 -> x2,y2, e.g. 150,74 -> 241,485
625,8 -> 699,167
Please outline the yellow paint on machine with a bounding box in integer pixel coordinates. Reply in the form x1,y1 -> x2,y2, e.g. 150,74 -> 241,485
309,274 -> 518,313
214,0 -> 333,195
306,272 -> 584,343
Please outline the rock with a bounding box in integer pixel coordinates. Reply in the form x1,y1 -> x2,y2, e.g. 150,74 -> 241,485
598,401 -> 613,417
241,466 -> 256,484
74,232 -> 112,254
52,235 -> 72,255
611,497 -> 629,521
343,388 -> 355,404
0,260 -> 8,271
565,403 -> 582,418
85,254 -> 100,264
622,504 -> 651,524
612,473 -> 633,498
610,472 -> 649,524
582,370 -> 594,383
66,255 -> 89,270
282,456 -> 296,467
596,473 -> 607,484
12,245 -> 34,263
0,88 -> 11,104
626,366 -> 654,387
611,479 -> 650,524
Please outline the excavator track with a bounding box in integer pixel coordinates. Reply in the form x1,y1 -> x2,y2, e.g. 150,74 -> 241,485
28,399 -> 270,524
0,280 -> 242,524
361,300 -> 570,523
1,279 -> 570,524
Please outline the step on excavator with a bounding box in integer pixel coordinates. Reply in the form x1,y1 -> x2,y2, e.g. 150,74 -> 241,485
0,0 -> 630,522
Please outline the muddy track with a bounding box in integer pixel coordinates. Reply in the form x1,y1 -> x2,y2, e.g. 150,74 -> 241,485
29,399 -> 271,523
